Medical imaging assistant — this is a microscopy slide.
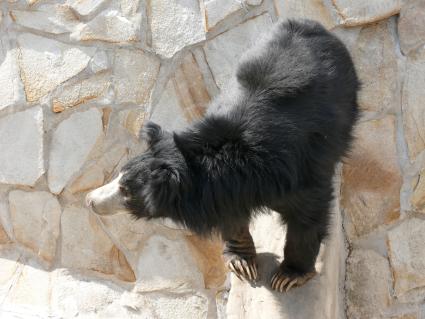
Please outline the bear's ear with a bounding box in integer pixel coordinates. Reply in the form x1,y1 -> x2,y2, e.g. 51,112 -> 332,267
140,121 -> 163,146
149,161 -> 181,202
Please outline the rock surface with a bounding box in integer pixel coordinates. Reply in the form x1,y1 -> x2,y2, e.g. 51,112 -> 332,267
150,0 -> 205,58
398,0 -> 425,56
387,218 -> 425,297
17,33 -> 95,102
0,107 -> 44,186
0,48 -> 22,111
411,169 -> 425,213
402,51 -> 425,161
341,117 -> 402,238
346,249 -> 391,318
48,108 -> 103,194
9,191 -> 61,263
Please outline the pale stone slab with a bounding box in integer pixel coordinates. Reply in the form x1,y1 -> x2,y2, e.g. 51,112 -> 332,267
351,19 -> 400,113
61,207 -> 135,281
0,224 -> 9,244
341,117 -> 401,238
151,80 -> 190,132
48,108 -> 103,194
71,10 -> 142,43
346,249 -> 391,318
68,164 -> 104,194
0,48 -> 22,111
52,71 -> 111,112
203,13 -> 273,88
324,0 -> 401,26
9,191 -> 61,263
68,0 -> 108,17
274,0 -> 335,29
0,107 -> 44,186
135,235 -> 204,292
398,0 -> 425,55
10,5 -> 78,34
150,0 -> 206,58
17,33 -> 95,102
412,169 -> 425,213
387,218 -> 425,296
113,49 -> 160,104
402,52 -> 425,161
204,0 -> 244,30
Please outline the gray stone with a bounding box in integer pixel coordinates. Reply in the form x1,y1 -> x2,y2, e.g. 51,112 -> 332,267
48,108 -> 103,194
113,49 -> 160,104
412,169 -> 425,213
402,51 -> 425,161
0,47 -> 22,111
17,33 -> 95,102
323,0 -> 401,26
9,191 -> 61,263
204,1 -> 246,30
90,50 -> 109,73
0,107 -> 44,186
398,0 -> 425,55
10,5 -> 78,34
71,10 -> 142,43
351,19 -> 400,113
274,0 -> 335,29
203,13 -> 273,88
341,117 -> 402,238
387,218 -> 425,297
68,0 -> 108,17
150,0 -> 205,58
346,249 -> 391,318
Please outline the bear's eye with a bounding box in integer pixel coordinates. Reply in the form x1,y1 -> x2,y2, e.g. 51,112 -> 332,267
119,185 -> 129,196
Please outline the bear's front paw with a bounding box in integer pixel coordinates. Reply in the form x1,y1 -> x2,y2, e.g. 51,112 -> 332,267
224,254 -> 258,282
270,268 -> 317,292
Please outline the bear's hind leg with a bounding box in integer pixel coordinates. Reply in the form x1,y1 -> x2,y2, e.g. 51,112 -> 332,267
223,224 -> 258,282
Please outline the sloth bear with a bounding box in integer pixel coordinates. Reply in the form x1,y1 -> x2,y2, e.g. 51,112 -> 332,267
87,19 -> 359,292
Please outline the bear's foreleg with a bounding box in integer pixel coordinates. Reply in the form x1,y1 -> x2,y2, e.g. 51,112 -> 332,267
223,225 -> 258,282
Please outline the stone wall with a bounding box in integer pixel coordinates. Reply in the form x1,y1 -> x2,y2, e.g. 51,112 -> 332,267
0,0 -> 424,318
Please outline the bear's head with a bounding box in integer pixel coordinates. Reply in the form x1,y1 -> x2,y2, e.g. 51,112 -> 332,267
86,121 -> 189,222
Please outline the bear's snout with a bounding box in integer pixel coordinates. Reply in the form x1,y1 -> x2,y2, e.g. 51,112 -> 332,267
86,173 -> 127,216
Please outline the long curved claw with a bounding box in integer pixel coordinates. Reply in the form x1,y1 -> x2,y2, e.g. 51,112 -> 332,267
270,270 -> 317,293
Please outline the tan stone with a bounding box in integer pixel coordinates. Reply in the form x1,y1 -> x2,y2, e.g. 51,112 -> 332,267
185,235 -> 226,289
398,0 -> 425,55
68,165 -> 104,194
351,20 -> 400,113
341,117 -> 402,238
387,218 -> 425,297
123,109 -> 147,137
9,191 -> 61,263
274,0 -> 335,29
324,0 -> 401,27
172,52 -> 210,122
52,71 -> 111,112
61,207 -> 135,281
346,249 -> 391,319
402,52 -> 425,161
113,49 -> 160,104
17,33 -> 95,102
390,314 -> 418,319
0,222 -> 10,244
412,169 -> 425,212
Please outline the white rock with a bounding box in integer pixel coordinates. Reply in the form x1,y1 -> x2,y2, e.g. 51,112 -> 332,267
90,50 -> 109,73
61,207 -> 134,281
135,235 -> 204,292
0,107 -> 44,186
204,0 -> 244,30
52,71 -> 111,112
150,81 -> 189,131
113,49 -> 160,104
203,13 -> 273,88
323,0 -> 401,26
274,0 -> 335,29
48,108 -> 103,194
10,5 -> 78,34
71,10 -> 142,43
0,249 -> 23,300
68,0 -> 108,17
17,33 -> 95,102
150,0 -> 206,58
0,47 -> 22,111
9,191 -> 61,263
387,218 -> 425,297
120,0 -> 139,16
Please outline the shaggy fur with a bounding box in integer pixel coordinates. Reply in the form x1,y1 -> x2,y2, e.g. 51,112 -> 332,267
120,19 -> 359,276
